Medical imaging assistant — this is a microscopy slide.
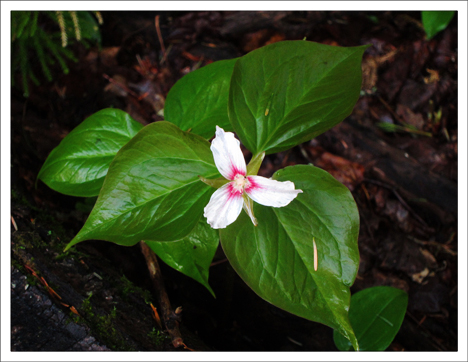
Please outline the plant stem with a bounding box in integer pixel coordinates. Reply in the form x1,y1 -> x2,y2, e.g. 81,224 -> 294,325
139,241 -> 184,348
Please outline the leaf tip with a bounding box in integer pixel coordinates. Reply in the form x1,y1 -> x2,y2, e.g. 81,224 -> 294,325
208,287 -> 216,299
64,234 -> 83,251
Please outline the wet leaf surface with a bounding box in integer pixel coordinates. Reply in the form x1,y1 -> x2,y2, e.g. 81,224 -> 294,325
11,11 -> 458,351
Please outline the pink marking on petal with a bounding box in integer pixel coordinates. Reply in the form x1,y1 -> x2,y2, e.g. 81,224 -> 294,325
227,164 -> 246,181
245,176 -> 263,192
227,182 -> 244,201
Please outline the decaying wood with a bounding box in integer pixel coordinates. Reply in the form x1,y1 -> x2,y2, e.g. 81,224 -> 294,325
219,11 -> 291,38
319,120 -> 457,218
10,192 -> 207,351
11,266 -> 111,351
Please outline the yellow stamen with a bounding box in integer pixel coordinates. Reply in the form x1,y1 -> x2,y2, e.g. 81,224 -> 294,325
233,174 -> 247,192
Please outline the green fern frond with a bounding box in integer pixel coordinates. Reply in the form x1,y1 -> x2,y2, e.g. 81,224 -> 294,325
12,10 -> 102,96
13,12 -> 32,40
32,32 -> 53,81
58,44 -> 79,62
78,38 -> 91,50
28,67 -> 40,86
70,11 -> 81,41
29,11 -> 39,37
38,28 -> 70,74
18,39 -> 30,97
94,11 -> 104,25
49,33 -> 78,61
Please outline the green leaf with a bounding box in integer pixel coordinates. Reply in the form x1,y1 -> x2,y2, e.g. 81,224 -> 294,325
145,219 -> 219,297
220,164 -> 360,350
165,58 -> 237,139
422,11 -> 455,40
228,41 -> 369,154
333,286 -> 408,351
38,108 -> 143,197
65,121 -> 220,250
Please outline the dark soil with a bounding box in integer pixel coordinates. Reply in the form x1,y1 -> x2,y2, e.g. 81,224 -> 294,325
11,11 -> 458,351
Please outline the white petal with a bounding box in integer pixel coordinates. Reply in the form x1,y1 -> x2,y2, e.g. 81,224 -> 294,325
204,182 -> 244,229
245,176 -> 303,208
211,126 -> 246,180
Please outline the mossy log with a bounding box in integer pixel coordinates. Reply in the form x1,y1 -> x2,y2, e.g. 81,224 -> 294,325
11,189 -> 210,351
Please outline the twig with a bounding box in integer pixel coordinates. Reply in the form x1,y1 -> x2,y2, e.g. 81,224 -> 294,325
11,216 -> 18,231
139,241 -> 184,348
150,302 -> 163,329
298,144 -> 312,163
280,149 -> 291,169
406,311 -> 446,351
376,96 -> 433,137
363,178 -> 429,228
377,95 -> 405,125
210,258 -> 228,267
407,235 -> 457,256
155,15 -> 167,64
102,73 -> 140,99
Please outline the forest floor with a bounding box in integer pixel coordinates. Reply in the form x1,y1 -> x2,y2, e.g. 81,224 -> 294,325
10,11 -> 458,351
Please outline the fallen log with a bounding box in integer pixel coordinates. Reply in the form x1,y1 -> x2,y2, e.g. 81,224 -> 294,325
11,189 -> 210,351
315,119 -> 457,219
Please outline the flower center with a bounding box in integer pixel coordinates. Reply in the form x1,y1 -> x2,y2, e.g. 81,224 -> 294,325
232,174 -> 249,193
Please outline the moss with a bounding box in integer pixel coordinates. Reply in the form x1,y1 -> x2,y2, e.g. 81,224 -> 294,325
11,186 -> 84,258
81,292 -> 94,317
37,217 -> 91,262
13,232 -> 46,251
11,188 -> 19,199
66,311 -> 81,325
11,188 -> 151,351
11,186 -> 35,209
53,247 -> 89,262
78,293 -> 136,351
118,274 -> 152,304
11,259 -> 39,287
147,328 -> 168,346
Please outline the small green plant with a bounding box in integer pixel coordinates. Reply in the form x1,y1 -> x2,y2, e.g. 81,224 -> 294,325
333,286 -> 408,351
119,274 -> 153,303
35,40 -> 412,351
11,11 -> 102,97
377,121 -> 432,137
148,328 -> 168,346
421,11 -> 455,40
80,293 -> 134,350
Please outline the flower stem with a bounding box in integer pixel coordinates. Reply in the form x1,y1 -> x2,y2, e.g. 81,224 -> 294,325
246,152 -> 265,176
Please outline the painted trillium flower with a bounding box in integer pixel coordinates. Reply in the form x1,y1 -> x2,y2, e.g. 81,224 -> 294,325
203,126 -> 303,229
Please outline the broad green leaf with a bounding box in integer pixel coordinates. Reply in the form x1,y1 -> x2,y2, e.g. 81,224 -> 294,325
333,286 -> 408,351
65,121 -> 219,250
38,108 -> 143,197
165,58 -> 237,139
220,164 -> 360,350
228,41 -> 369,154
145,219 -> 219,297
422,11 -> 455,40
